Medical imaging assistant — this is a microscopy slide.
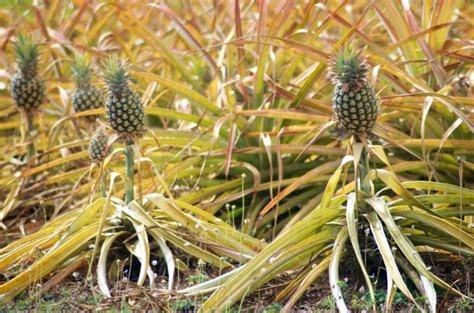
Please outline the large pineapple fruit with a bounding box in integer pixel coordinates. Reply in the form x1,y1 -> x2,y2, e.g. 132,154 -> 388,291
89,128 -> 109,163
330,44 -> 378,137
11,35 -> 45,111
103,56 -> 144,138
72,56 -> 104,115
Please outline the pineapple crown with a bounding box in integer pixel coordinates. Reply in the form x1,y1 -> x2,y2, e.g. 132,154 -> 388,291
330,43 -> 368,89
72,55 -> 93,89
102,55 -> 132,95
14,34 -> 40,78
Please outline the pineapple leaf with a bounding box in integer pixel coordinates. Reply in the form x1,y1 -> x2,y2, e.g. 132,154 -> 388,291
14,34 -> 39,77
331,42 -> 368,87
71,55 -> 93,89
102,55 -> 131,95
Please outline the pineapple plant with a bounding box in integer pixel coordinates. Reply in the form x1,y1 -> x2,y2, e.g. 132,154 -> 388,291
71,56 -> 104,116
330,44 -> 378,137
103,56 -> 145,139
10,34 -> 45,111
88,128 -> 109,163
10,34 -> 45,160
102,56 -> 144,203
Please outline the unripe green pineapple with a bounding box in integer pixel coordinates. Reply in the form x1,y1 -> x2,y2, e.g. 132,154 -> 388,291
103,56 -> 144,138
89,128 -> 109,163
11,35 -> 45,111
72,56 -> 104,115
330,44 -> 378,136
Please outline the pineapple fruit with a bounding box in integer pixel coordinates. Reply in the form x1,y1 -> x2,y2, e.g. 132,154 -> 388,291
11,35 -> 45,111
330,44 -> 378,137
72,56 -> 104,115
103,56 -> 144,138
89,128 -> 109,163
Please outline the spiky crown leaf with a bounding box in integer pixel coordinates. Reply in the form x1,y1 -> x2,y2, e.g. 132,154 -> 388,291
14,34 -> 39,78
330,43 -> 368,88
102,55 -> 131,95
72,55 -> 93,89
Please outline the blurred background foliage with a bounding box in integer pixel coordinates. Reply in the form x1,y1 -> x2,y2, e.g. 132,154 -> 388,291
0,0 -> 472,311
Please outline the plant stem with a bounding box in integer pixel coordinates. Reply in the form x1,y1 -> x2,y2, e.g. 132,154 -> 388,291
125,139 -> 134,203
359,145 -> 371,196
100,172 -> 107,198
26,110 -> 36,161
354,136 -> 370,195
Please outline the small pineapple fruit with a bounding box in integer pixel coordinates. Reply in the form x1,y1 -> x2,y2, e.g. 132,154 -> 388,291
11,35 -> 45,111
330,44 -> 378,137
89,128 -> 109,163
103,56 -> 144,138
71,56 -> 104,115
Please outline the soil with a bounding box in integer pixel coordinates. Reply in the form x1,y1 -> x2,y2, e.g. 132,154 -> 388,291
1,219 -> 472,312
1,258 -> 472,312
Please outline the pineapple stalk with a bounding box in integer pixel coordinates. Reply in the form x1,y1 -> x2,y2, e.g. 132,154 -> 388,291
25,110 -> 35,159
358,145 -> 371,196
100,173 -> 107,198
125,139 -> 134,203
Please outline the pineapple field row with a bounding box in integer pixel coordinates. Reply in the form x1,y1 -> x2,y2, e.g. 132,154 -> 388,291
0,1 -> 473,312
